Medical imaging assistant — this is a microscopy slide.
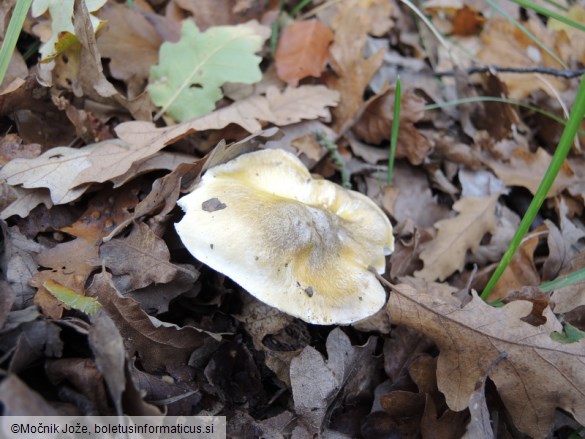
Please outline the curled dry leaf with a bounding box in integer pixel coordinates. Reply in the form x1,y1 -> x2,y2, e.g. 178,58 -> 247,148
415,195 -> 499,282
275,19 -> 334,86
387,283 -> 585,439
87,270 -> 206,376
353,88 -> 431,165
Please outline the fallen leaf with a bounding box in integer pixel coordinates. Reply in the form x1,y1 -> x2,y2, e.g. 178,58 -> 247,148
387,283 -> 585,438
100,222 -> 182,290
290,327 -> 377,434
415,195 -> 499,281
0,134 -> 42,166
31,186 -> 139,318
483,148 -> 576,198
96,2 -> 164,95
477,18 -> 567,99
452,6 -> 485,36
87,270 -> 206,376
0,375 -> 60,415
149,20 -> 269,121
115,85 -> 339,149
45,358 -> 110,413
353,88 -> 431,165
327,0 -> 385,134
275,19 -> 334,86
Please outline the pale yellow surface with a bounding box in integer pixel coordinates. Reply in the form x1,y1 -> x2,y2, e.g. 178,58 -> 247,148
176,148 -> 393,324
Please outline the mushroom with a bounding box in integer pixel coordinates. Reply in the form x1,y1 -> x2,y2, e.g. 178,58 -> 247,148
175,148 -> 394,325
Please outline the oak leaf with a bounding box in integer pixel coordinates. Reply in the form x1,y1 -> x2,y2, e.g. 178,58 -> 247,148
388,283 -> 585,438
0,140 -> 146,205
148,20 -> 269,121
415,195 -> 498,281
275,19 -> 333,86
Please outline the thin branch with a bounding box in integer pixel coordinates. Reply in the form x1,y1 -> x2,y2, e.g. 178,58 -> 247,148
435,66 -> 585,79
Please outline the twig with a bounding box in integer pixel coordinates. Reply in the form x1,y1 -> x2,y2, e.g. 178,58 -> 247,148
435,66 -> 585,79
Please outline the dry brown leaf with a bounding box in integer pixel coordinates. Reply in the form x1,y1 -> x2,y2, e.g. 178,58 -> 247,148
327,0 -> 385,134
97,2 -> 164,96
290,328 -> 376,434
115,85 -> 338,148
30,186 -> 139,318
353,88 -> 431,165
387,283 -> 585,438
88,270 -> 206,376
477,18 -> 567,99
486,229 -> 541,301
275,19 -> 333,86
0,140 -> 146,205
99,222 -> 184,290
171,0 -> 265,29
381,163 -> 451,229
483,148 -> 576,198
0,187 -> 53,220
0,134 -> 41,166
415,195 -> 499,281
43,1 -> 153,120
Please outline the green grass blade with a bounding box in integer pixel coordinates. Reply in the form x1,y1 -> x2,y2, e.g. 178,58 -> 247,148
481,76 -> 585,299
0,0 -> 32,86
510,0 -> 585,32
539,267 -> 585,292
387,78 -> 401,185
485,0 -> 568,69
424,96 -> 585,137
291,0 -> 313,16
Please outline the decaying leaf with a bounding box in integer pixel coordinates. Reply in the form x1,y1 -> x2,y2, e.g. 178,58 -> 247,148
149,20 -> 269,121
275,19 -> 334,86
388,283 -> 585,438
290,328 -> 377,434
415,195 -> 499,281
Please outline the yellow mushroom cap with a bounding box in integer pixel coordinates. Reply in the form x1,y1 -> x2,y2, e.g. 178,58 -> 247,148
175,148 -> 394,325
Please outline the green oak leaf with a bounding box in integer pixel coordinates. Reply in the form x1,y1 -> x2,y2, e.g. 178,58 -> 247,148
148,20 -> 266,122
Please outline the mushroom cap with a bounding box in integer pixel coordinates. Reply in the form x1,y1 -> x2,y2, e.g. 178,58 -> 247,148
175,148 -> 394,325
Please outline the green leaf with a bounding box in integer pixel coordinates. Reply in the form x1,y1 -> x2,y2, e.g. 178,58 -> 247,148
550,323 -> 585,344
149,20 -> 266,122
43,279 -> 101,316
31,0 -> 106,61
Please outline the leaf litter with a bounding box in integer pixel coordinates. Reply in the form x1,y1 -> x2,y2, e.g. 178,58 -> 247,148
1,0 -> 585,437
